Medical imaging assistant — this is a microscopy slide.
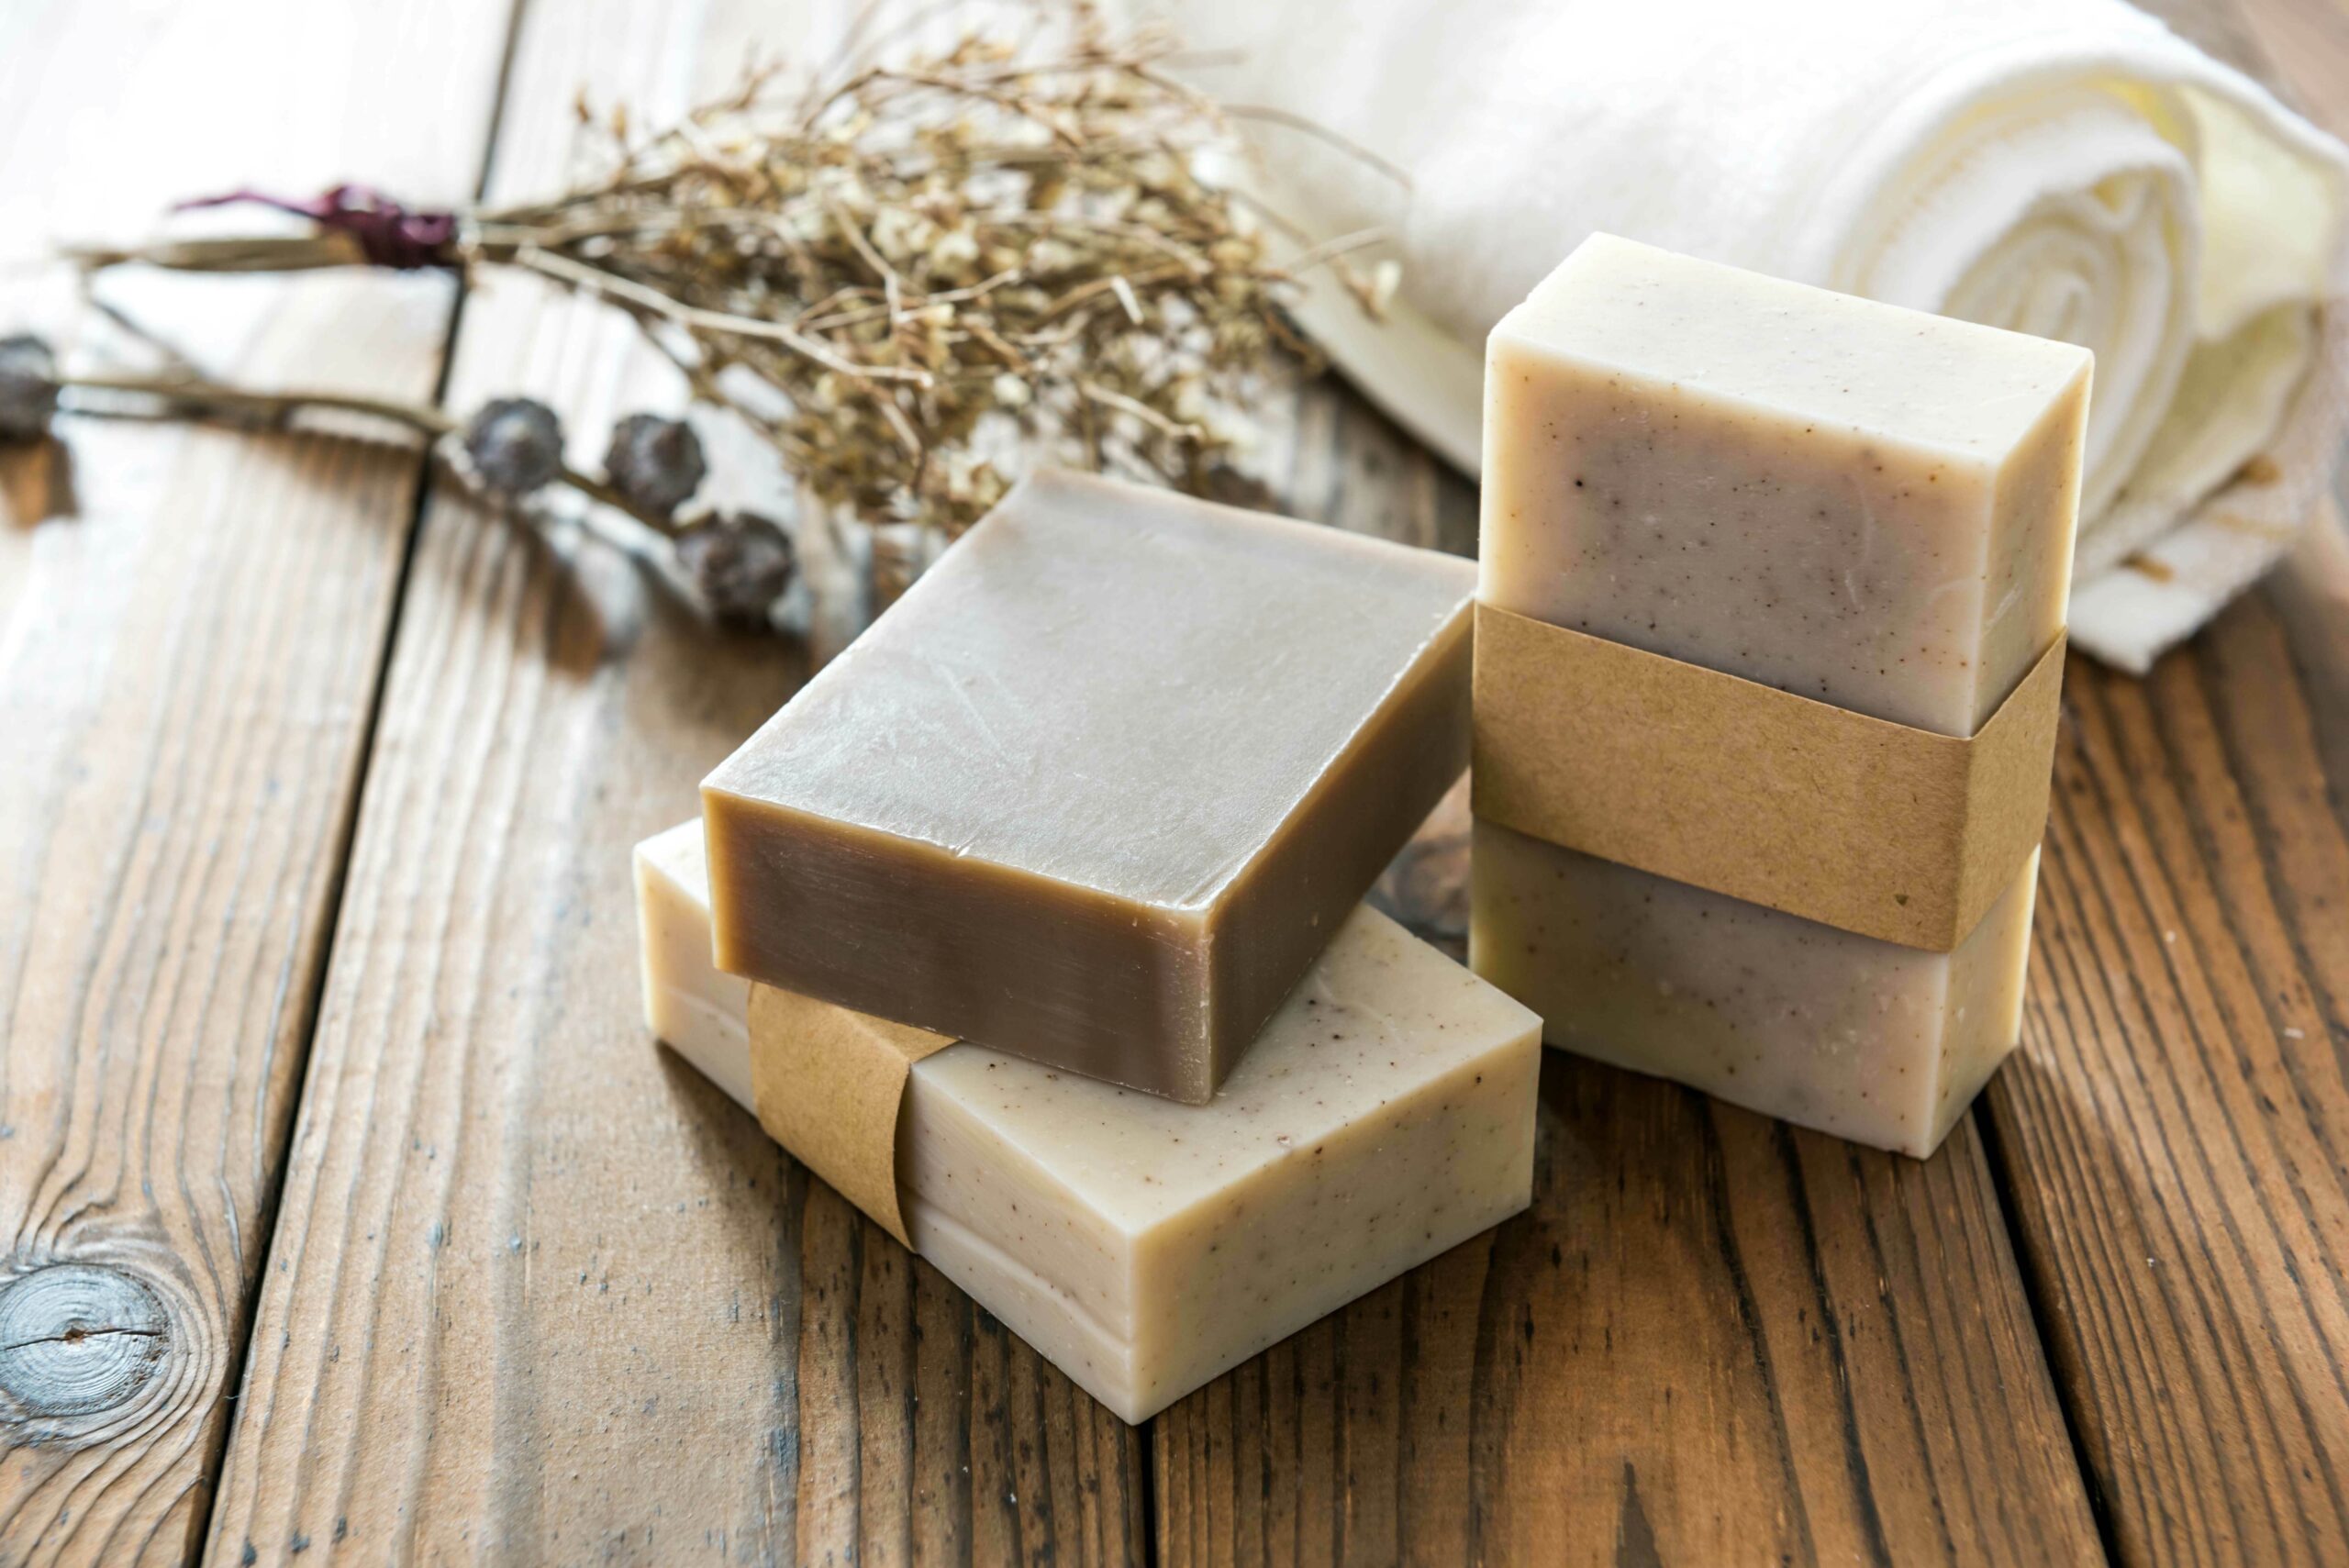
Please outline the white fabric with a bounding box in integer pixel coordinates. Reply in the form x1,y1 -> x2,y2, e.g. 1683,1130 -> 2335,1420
1172,0 -> 2349,673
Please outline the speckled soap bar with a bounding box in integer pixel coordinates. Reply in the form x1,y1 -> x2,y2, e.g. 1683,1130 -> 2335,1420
1472,234 -> 2087,1156
1481,233 -> 2088,735
1474,821 -> 2039,1155
703,470 -> 1476,1105
637,822 -> 1539,1424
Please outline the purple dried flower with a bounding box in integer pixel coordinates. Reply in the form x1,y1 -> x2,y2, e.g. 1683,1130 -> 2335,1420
174,184 -> 459,271
462,397 -> 564,495
0,334 -> 60,444
675,511 -> 796,626
604,413 -> 707,518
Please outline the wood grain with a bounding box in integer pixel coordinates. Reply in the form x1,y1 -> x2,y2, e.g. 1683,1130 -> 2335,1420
1977,596 -> 2349,1565
200,2 -> 1147,1562
0,4 -> 507,1562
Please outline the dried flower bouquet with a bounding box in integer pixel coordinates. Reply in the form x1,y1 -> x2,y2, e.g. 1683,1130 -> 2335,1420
6,2 -> 1393,627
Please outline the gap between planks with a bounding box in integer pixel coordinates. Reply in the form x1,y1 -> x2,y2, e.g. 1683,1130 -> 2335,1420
181,0 -> 534,1557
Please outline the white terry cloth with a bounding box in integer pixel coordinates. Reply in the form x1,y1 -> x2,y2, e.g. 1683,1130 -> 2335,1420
1171,0 -> 2349,673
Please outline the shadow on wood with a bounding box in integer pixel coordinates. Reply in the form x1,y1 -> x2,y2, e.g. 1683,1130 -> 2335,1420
1158,1048 -> 2102,1566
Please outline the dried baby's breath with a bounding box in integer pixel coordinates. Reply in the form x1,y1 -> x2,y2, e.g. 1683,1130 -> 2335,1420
56,2 -> 1394,618
482,4 -> 1380,540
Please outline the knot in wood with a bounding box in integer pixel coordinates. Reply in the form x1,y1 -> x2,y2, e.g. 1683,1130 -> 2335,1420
0,1262 -> 168,1420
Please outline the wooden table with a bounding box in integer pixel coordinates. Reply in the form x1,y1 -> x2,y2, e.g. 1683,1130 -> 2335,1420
3,0 -> 2345,1562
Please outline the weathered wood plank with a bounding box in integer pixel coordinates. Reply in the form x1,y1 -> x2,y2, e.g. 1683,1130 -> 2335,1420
1152,384 -> 2105,1566
201,3 -> 1149,1561
1978,584 -> 2349,1566
0,5 -> 509,1562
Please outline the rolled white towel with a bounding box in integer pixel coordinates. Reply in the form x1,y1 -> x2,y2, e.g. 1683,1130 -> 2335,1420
1173,0 -> 2348,673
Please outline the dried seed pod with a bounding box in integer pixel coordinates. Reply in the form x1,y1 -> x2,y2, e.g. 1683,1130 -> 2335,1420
0,333 -> 60,444
462,397 -> 564,495
675,511 -> 796,626
603,413 -> 707,518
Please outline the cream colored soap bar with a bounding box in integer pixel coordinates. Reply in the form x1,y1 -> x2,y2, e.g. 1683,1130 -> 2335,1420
1483,233 -> 2087,737
1474,236 -> 2086,1155
1473,820 -> 2038,1156
636,823 -> 1540,1423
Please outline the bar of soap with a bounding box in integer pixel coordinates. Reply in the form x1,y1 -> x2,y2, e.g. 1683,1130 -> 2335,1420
1482,233 -> 2089,737
1474,236 -> 2086,1155
636,823 -> 1540,1423
704,470 -> 1476,1103
1473,820 -> 2038,1156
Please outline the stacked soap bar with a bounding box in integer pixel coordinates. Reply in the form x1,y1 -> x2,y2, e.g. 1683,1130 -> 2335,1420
705,469 -> 1477,1103
1475,827 -> 2043,1152
1473,235 -> 2089,1156
639,824 -> 1539,1424
644,470 -> 1541,1423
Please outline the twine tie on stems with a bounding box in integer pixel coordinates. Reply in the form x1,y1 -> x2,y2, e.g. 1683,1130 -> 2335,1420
173,183 -> 459,271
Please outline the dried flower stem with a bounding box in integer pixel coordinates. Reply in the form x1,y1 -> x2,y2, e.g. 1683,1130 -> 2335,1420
50,369 -> 679,536
61,234 -> 375,275
60,370 -> 456,435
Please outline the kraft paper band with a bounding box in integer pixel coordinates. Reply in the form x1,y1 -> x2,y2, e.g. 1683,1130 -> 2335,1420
748,984 -> 957,1247
1472,604 -> 2065,952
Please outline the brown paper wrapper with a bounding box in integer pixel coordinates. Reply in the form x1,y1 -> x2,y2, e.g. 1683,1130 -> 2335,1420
747,984 -> 957,1246
1472,604 -> 2065,951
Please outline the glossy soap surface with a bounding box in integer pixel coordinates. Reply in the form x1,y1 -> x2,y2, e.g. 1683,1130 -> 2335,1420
704,470 -> 1476,1101
634,822 -> 1541,1423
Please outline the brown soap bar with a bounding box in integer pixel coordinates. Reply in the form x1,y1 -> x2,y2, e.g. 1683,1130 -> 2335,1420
703,470 -> 1476,1103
